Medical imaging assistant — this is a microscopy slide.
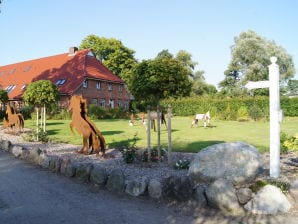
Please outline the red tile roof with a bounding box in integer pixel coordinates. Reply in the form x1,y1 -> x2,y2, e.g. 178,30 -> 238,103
0,49 -> 124,99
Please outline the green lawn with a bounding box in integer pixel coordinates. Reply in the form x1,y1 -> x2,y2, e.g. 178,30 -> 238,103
4,116 -> 298,153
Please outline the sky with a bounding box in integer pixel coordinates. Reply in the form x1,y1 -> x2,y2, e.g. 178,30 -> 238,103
0,0 -> 297,87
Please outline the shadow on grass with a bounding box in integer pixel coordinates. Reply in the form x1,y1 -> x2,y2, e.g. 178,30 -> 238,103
173,140 -> 225,153
46,122 -> 65,126
47,129 -> 60,135
102,131 -> 123,135
108,136 -> 141,149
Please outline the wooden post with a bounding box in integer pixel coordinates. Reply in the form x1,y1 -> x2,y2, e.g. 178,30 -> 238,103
147,106 -> 151,162
269,57 -> 281,178
157,105 -> 161,161
36,107 -> 39,141
167,105 -> 172,165
43,104 -> 46,132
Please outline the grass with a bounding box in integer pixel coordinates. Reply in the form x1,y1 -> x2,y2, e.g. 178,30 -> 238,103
3,116 -> 298,153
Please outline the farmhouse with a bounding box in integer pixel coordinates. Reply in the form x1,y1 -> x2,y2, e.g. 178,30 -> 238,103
0,47 -> 131,109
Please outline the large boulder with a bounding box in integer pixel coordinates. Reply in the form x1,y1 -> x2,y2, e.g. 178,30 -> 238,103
0,140 -> 11,151
188,142 -> 262,185
205,179 -> 242,214
90,164 -> 108,186
125,177 -> 148,196
244,185 -> 292,214
106,169 -> 125,192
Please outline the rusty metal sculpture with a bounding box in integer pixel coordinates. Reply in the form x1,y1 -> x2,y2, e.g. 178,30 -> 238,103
69,95 -> 106,156
3,104 -> 24,133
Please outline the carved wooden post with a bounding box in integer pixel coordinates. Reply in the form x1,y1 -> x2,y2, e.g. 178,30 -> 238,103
157,105 -> 161,161
147,106 -> 151,162
167,105 -> 172,165
269,56 -> 281,178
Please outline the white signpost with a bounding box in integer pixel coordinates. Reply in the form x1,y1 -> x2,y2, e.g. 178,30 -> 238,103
245,57 -> 281,178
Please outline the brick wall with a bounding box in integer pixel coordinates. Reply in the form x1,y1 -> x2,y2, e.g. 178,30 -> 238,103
71,79 -> 131,110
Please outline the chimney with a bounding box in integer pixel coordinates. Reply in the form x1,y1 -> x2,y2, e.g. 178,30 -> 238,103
68,47 -> 78,55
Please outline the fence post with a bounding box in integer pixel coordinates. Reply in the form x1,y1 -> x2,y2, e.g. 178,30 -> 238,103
268,57 -> 280,178
167,105 -> 172,165
147,106 -> 151,162
157,105 -> 161,161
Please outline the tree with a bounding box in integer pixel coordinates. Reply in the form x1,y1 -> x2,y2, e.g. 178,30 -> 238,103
0,89 -> 8,103
286,79 -> 298,95
156,49 -> 174,59
175,50 -> 197,78
220,30 -> 295,95
79,35 -> 137,81
191,71 -> 217,96
127,57 -> 192,105
23,80 -> 59,140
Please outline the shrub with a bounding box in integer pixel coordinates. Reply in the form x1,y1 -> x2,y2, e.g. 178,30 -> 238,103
174,158 -> 191,170
19,105 -> 35,119
248,105 -> 263,121
237,106 -> 249,122
281,132 -> 298,153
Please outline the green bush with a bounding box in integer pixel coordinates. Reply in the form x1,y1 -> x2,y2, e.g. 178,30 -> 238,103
160,96 -> 298,120
237,106 -> 249,122
248,105 -> 263,121
19,105 -> 35,119
280,132 -> 298,153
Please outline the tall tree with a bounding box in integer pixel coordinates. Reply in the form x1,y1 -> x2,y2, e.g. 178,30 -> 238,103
175,50 -> 197,78
127,57 -> 192,105
79,35 -> 137,81
23,80 -> 59,139
156,49 -> 173,59
220,30 -> 295,95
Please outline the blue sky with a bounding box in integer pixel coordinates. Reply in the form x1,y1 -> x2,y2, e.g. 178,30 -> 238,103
0,0 -> 297,86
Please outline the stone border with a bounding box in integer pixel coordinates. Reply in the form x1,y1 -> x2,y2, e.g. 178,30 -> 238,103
0,140 -> 197,201
1,139 -> 295,215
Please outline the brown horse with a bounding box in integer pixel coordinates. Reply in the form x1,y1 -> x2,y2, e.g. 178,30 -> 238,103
68,95 -> 106,156
4,104 -> 24,132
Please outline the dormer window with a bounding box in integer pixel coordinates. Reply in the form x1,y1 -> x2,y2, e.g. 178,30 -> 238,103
83,80 -> 88,88
10,68 -> 16,74
5,85 -> 16,93
23,66 -> 31,72
21,84 -> 27,91
56,79 -> 66,85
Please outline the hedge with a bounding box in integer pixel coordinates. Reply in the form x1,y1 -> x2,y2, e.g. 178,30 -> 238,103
160,96 -> 298,120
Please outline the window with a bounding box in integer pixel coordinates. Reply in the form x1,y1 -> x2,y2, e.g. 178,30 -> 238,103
124,101 -> 129,110
56,79 -> 66,85
96,81 -> 101,90
99,99 -> 106,108
109,99 -> 115,108
118,85 -> 123,92
5,85 -> 16,93
91,98 -> 98,105
10,68 -> 16,74
83,80 -> 88,88
0,71 -> 6,76
23,66 -> 31,72
21,84 -> 27,91
108,83 -> 112,91
118,100 -> 122,107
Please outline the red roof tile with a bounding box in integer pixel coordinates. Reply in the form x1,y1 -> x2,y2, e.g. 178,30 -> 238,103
0,49 -> 124,99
